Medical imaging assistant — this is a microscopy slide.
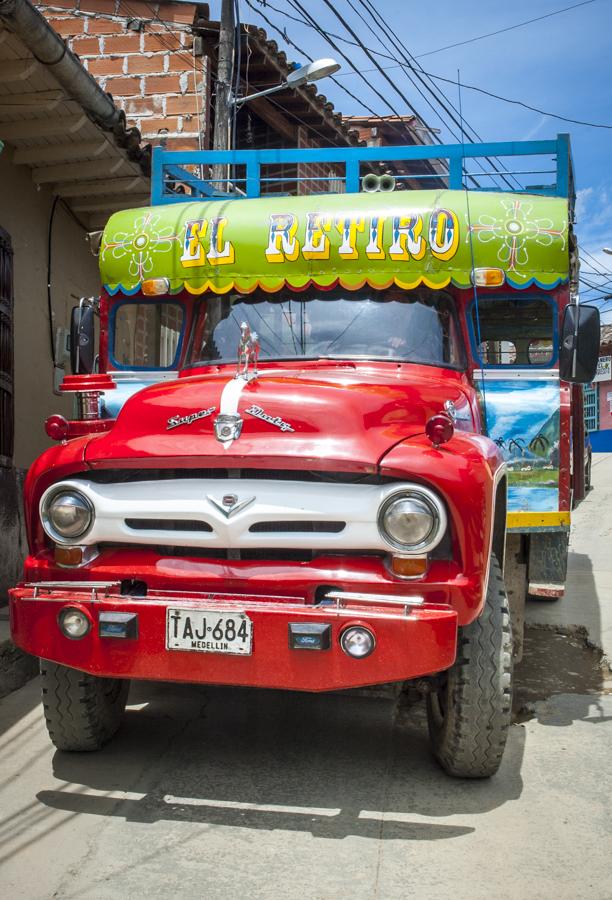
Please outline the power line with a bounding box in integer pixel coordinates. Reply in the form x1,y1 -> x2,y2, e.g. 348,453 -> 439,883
287,0 -> 491,188
250,0 -> 521,190
335,60 -> 612,130
349,0 -> 521,190
416,0 -> 599,59
288,0 -> 420,121
243,0 -> 414,145
581,247 -> 612,276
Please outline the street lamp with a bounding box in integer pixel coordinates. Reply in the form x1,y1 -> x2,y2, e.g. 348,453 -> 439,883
232,58 -> 341,108
603,248 -> 612,255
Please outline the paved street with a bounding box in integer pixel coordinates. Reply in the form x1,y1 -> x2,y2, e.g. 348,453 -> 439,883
1,463 -> 611,900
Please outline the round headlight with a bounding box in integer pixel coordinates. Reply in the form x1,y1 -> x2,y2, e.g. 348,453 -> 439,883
43,490 -> 94,541
378,489 -> 445,552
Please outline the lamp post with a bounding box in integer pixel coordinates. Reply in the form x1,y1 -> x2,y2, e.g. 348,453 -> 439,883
211,0 -> 340,190
231,58 -> 341,108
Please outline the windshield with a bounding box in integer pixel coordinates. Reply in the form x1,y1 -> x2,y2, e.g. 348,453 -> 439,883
185,288 -> 464,369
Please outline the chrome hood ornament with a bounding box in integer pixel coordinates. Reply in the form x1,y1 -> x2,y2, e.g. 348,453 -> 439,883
236,321 -> 260,382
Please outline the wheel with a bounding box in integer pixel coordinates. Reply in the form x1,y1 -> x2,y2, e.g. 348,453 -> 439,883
40,660 -> 129,751
426,555 -> 513,778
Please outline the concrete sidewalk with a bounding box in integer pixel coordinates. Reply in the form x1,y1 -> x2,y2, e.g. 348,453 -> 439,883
526,452 -> 612,666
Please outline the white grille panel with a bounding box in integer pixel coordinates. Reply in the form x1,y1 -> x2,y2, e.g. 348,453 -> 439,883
41,478 -> 439,553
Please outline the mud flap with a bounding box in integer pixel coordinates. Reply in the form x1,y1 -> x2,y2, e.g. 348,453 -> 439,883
504,533 -> 527,661
527,532 -> 569,599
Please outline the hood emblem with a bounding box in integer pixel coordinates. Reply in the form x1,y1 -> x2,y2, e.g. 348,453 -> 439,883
214,413 -> 243,443
207,493 -> 255,519
236,322 -> 260,382
444,400 -> 457,422
245,404 -> 294,433
166,407 -> 216,431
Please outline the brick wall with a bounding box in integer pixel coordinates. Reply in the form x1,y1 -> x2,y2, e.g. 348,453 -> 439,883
37,1 -> 210,150
297,129 -> 344,195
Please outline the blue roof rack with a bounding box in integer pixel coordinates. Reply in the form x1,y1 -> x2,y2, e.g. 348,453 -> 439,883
150,133 -> 574,207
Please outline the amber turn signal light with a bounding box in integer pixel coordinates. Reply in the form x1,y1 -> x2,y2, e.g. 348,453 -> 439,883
142,277 -> 170,296
54,545 -> 84,567
389,555 -> 428,578
471,267 -> 505,287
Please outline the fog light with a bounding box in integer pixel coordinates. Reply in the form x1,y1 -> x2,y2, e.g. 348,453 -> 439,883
58,606 -> 91,640
340,625 -> 375,659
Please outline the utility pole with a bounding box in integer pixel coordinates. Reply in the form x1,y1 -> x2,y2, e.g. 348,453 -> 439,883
212,0 -> 236,187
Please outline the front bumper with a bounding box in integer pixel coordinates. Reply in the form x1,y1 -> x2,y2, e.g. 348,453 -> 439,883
9,584 -> 457,691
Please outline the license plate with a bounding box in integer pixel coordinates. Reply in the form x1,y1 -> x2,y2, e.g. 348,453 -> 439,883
166,608 -> 253,655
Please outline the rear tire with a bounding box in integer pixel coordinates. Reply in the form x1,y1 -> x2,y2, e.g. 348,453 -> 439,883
40,660 -> 129,751
426,555 -> 513,778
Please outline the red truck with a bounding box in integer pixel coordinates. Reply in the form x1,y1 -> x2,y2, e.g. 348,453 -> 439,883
9,138 -> 599,776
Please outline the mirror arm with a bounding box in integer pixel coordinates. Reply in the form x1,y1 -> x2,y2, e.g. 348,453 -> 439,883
74,296 -> 99,375
572,293 -> 581,380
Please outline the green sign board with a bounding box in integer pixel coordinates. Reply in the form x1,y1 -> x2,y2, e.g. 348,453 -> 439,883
99,190 -> 569,296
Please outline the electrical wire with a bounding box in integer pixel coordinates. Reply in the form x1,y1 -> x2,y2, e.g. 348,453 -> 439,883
286,0 -> 419,123
349,0 -> 521,190
259,0 -> 519,190
416,0 -> 599,59
47,197 -> 60,367
243,0 -> 414,143
232,0 -> 242,149
581,247 -> 612,276
118,0 -> 345,154
335,59 -> 612,130
457,69 -> 487,426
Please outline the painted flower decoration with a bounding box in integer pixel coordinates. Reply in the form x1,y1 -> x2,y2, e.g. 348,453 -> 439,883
467,198 -> 566,272
101,212 -> 182,282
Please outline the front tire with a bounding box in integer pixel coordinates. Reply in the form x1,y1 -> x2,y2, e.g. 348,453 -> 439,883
40,660 -> 129,751
426,555 -> 513,778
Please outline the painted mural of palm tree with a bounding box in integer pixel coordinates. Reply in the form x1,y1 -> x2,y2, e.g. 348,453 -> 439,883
529,434 -> 550,455
508,437 -> 526,457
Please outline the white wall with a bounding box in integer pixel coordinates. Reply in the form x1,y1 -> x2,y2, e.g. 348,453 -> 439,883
0,150 -> 101,467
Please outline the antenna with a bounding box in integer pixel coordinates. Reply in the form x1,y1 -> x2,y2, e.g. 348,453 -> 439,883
458,69 -> 488,431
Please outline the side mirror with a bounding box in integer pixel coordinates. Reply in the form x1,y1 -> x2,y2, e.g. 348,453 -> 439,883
559,304 -> 600,383
70,305 -> 96,374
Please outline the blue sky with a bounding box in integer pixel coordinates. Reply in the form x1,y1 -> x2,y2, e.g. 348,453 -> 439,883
216,0 -> 612,316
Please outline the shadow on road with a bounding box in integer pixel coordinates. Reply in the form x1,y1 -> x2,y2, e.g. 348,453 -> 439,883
36,681 -> 526,842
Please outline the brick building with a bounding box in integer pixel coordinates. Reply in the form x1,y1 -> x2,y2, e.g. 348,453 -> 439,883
0,0 -> 151,599
37,1 -> 361,160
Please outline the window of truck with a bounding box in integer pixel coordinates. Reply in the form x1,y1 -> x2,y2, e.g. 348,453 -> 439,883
185,287 -> 465,370
470,296 -> 556,367
110,300 -> 185,370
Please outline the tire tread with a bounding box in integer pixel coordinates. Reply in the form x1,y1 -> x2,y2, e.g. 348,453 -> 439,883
40,660 -> 129,752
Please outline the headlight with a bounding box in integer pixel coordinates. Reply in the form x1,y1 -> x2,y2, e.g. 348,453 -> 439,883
378,487 -> 446,552
42,489 -> 94,542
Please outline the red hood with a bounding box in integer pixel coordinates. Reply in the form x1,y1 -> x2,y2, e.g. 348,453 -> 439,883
85,362 -> 474,472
